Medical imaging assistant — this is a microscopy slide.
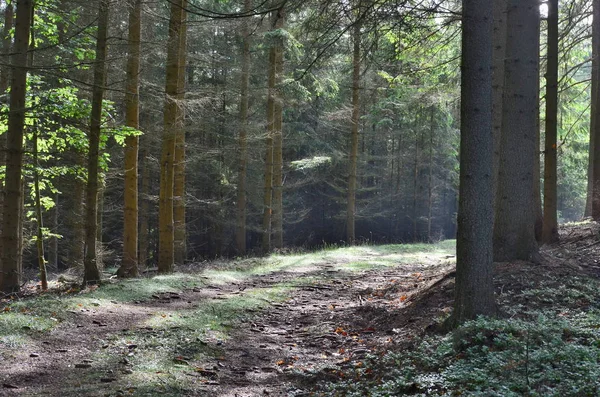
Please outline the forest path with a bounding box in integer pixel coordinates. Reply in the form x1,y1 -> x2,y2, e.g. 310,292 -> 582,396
0,241 -> 457,397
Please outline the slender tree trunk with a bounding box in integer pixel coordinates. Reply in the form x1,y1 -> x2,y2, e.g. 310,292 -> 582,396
412,130 -> 419,241
262,24 -> 277,253
235,0 -> 251,254
592,0 -> 600,220
427,107 -> 434,242
70,157 -> 85,268
173,2 -> 187,265
33,129 -> 47,290
587,0 -> 599,218
542,0 -> 559,243
452,0 -> 496,325
272,8 -> 285,249
50,192 -> 59,269
0,0 -> 32,293
119,0 -> 142,278
138,144 -> 150,269
83,0 -> 109,285
0,0 -> 13,264
29,11 -> 47,290
493,0 -> 540,262
346,19 -> 360,244
158,0 -> 184,272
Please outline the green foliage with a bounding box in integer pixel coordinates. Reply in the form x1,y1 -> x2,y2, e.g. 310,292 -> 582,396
316,275 -> 600,397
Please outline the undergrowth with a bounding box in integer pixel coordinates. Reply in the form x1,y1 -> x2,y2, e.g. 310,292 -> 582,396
315,274 -> 600,396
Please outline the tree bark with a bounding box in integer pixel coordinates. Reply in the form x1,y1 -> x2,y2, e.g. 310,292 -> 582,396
492,0 -> 507,214
493,0 -> 540,262
346,19 -> 360,245
83,0 -> 109,285
119,0 -> 142,278
592,0 -> 600,220
261,21 -> 277,253
452,0 -> 496,325
173,1 -> 187,265
542,0 -> 559,243
272,8 -> 285,249
587,0 -> 600,218
235,0 -> 251,255
0,0 -> 32,293
138,144 -> 150,269
158,0 -> 184,272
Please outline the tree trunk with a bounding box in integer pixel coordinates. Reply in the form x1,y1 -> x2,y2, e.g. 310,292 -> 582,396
33,129 -> 48,290
261,25 -> 277,253
83,0 -> 109,285
272,8 -> 285,249
452,0 -> 496,325
492,0 -> 507,214
235,0 -> 251,255
542,0 -> 559,243
0,0 -> 32,293
0,0 -> 13,92
592,0 -> 600,220
587,0 -> 599,218
158,0 -> 184,272
119,0 -> 142,278
346,19 -> 360,244
138,144 -> 150,269
493,0 -> 540,262
173,1 -> 187,265
427,106 -> 434,242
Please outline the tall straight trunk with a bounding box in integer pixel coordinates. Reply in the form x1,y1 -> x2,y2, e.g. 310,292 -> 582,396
158,0 -> 184,272
33,129 -> 47,290
346,19 -> 360,244
542,0 -> 559,243
592,0 -> 600,220
412,130 -> 419,241
138,144 -> 150,269
0,0 -> 32,293
534,14 -> 543,243
0,0 -> 14,263
119,0 -> 142,278
261,32 -> 276,253
50,192 -> 59,269
272,8 -> 285,249
427,107 -> 434,242
71,157 -> 85,268
235,0 -> 251,254
0,0 -> 13,92
587,0 -> 600,218
83,0 -> 109,285
29,9 -> 47,290
493,0 -> 540,262
453,0 -> 496,324
492,0 -> 507,213
173,2 -> 187,265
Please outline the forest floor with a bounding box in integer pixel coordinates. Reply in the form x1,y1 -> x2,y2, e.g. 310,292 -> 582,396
2,223 -> 600,396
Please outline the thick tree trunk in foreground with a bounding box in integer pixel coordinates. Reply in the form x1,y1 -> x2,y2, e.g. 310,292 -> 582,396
0,0 -> 32,293
346,20 -> 361,244
272,9 -> 285,249
452,0 -> 496,325
119,0 -> 142,278
158,0 -> 184,273
173,2 -> 187,265
493,0 -> 540,262
83,0 -> 109,285
235,0 -> 251,255
542,0 -> 559,243
492,0 -> 506,214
